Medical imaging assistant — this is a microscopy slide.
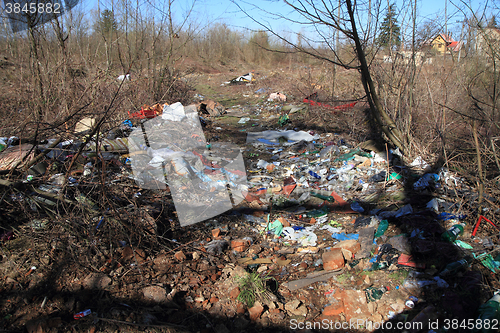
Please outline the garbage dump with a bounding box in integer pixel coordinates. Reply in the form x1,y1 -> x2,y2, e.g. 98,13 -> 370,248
0,84 -> 499,333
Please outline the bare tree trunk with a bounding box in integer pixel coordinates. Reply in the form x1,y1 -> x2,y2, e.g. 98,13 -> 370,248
53,16 -> 71,116
345,0 -> 405,153
28,26 -> 45,123
472,120 -> 485,214
388,0 -> 392,56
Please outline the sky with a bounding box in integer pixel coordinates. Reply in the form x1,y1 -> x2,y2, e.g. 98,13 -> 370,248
4,0 -> 493,39
168,0 -> 496,45
187,0 -> 492,33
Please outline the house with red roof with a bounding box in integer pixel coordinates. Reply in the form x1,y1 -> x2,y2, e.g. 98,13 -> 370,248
423,34 -> 463,55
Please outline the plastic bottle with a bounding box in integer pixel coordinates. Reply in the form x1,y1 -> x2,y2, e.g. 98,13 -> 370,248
336,164 -> 354,174
439,256 -> 471,276
308,170 -> 321,179
374,219 -> 389,238
304,208 -> 328,218
441,224 -> 464,242
311,192 -> 335,202
473,294 -> 500,333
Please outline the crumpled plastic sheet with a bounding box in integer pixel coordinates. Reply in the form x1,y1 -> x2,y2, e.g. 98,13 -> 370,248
246,130 -> 319,145
410,156 -> 430,170
437,212 -> 467,220
331,232 -> 359,241
376,204 -> 413,219
413,173 -> 439,190
205,239 -> 229,255
127,103 -> 248,226
282,226 -> 318,246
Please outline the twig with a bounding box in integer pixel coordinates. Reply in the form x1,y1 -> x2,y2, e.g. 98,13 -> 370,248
97,316 -> 186,329
491,138 -> 500,172
383,143 -> 389,190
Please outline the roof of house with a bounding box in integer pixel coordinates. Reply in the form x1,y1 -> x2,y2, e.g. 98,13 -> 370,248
439,34 -> 455,43
422,33 -> 463,51
448,41 -> 463,52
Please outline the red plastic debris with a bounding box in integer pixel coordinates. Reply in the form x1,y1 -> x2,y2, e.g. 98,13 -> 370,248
128,106 -> 158,119
282,177 -> 297,197
73,309 -> 91,320
398,253 -> 425,269
303,92 -> 357,112
472,215 -> 500,237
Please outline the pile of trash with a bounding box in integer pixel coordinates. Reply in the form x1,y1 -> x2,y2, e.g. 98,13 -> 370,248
1,96 -> 499,333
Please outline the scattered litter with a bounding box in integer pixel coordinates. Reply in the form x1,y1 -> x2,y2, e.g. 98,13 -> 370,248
1,71 -> 497,333
398,253 -> 425,269
74,309 -> 92,320
117,74 -> 131,81
226,71 -> 255,85
238,117 -> 251,124
472,215 -> 500,237
331,232 -> 359,241
413,173 -> 439,190
268,92 -> 287,102
409,156 -> 429,170
474,253 -> 500,273
365,286 -> 389,302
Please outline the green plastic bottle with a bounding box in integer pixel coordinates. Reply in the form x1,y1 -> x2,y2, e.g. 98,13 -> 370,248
441,224 -> 464,242
473,294 -> 500,333
311,192 -> 335,202
374,220 -> 389,238
305,207 -> 328,218
439,256 -> 471,276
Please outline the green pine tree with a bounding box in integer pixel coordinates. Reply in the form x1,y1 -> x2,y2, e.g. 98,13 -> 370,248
377,4 -> 401,49
96,9 -> 118,35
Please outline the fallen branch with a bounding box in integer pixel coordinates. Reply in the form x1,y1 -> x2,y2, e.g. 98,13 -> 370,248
22,138 -> 63,172
97,316 -> 186,329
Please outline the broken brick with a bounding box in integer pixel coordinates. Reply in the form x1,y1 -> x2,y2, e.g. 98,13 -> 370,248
323,301 -> 344,316
322,249 -> 345,270
212,228 -> 221,238
341,290 -> 370,321
248,301 -> 264,321
174,251 -> 186,262
230,287 -> 240,300
333,239 -> 361,255
231,239 -> 250,252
